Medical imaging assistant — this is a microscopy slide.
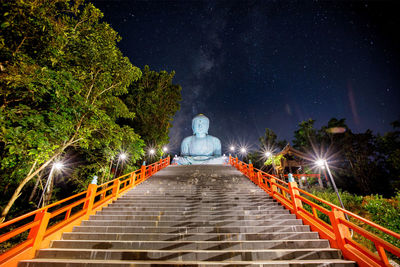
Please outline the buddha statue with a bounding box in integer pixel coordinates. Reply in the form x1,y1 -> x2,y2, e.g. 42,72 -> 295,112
177,114 -> 224,165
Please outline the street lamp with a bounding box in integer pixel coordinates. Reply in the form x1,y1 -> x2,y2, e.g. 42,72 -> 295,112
315,158 -> 348,218
149,149 -> 155,155
114,152 -> 128,179
265,151 -> 272,158
230,146 -> 235,152
162,146 -> 168,152
38,161 -> 64,207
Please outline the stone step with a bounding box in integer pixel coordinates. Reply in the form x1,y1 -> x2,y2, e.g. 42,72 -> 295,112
110,200 -> 280,207
113,201 -> 278,206
103,205 -> 283,212
97,209 -> 291,216
51,239 -> 331,250
20,165 -> 353,267
119,196 -> 273,200
72,225 -> 309,234
35,247 -> 343,261
125,191 -> 268,195
81,219 -> 304,228
61,232 -> 320,241
19,258 -> 356,266
89,215 -> 298,222
91,213 -> 295,221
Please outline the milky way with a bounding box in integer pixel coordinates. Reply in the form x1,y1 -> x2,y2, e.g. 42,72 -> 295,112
92,0 -> 400,155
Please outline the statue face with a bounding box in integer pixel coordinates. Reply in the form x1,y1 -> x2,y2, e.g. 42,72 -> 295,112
192,115 -> 209,135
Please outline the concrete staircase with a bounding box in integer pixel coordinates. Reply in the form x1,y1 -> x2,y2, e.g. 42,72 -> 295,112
20,165 -> 355,266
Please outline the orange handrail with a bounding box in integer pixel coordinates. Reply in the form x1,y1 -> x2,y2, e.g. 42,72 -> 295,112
229,156 -> 400,267
0,156 -> 170,267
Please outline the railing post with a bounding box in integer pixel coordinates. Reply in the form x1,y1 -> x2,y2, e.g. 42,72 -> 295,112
249,163 -> 254,181
288,181 -> 303,214
28,210 -> 51,251
84,183 -> 97,216
112,179 -> 121,197
159,158 -> 162,170
257,172 -> 263,187
167,156 -> 170,166
141,164 -> 146,180
270,177 -> 277,197
129,172 -> 136,187
329,208 -> 351,250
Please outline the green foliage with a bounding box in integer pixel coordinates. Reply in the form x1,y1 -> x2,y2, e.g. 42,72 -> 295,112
265,154 -> 285,167
293,119 -> 317,150
121,65 -> 182,147
246,128 -> 286,169
0,0 -> 146,219
305,188 -> 400,253
291,118 -> 400,195
259,128 -> 287,151
363,192 -> 400,248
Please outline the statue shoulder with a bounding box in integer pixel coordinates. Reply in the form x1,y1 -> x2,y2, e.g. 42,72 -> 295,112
208,135 -> 221,144
181,136 -> 193,145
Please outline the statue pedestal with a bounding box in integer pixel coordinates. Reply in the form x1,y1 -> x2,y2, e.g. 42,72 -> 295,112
173,155 -> 228,165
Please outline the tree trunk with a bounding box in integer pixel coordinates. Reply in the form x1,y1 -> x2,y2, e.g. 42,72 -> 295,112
0,116 -> 84,222
0,151 -> 61,222
28,174 -> 41,202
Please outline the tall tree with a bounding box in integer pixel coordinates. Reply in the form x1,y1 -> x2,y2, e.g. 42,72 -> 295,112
0,0 -> 142,221
259,128 -> 287,151
121,65 -> 182,148
293,119 -> 318,151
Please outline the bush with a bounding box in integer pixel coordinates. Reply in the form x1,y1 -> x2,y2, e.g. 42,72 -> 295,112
304,188 -> 400,262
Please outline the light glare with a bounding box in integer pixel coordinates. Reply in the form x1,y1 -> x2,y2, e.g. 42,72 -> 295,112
53,162 -> 64,170
316,159 -> 326,167
119,153 -> 127,161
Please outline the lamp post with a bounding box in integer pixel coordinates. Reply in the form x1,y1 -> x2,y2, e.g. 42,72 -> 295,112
114,153 -> 127,179
162,146 -> 168,158
240,147 -> 247,161
316,159 -> 348,219
38,161 -> 64,207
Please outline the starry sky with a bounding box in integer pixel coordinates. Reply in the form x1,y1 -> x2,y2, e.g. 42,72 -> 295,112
92,0 -> 400,155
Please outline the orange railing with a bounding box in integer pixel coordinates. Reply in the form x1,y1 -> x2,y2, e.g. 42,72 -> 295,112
230,156 -> 400,267
0,157 -> 170,267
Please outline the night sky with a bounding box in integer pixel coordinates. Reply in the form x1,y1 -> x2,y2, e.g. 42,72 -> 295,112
92,0 -> 400,155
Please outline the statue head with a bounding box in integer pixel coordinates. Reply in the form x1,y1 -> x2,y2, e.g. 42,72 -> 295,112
192,114 -> 209,135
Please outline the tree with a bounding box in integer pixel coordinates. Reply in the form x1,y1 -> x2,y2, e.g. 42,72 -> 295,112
293,119 -> 318,151
121,65 -> 182,148
377,121 -> 400,191
259,128 -> 287,151
0,0 -> 142,221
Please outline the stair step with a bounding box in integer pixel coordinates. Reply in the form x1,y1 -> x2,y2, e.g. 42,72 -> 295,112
22,165 -> 352,266
62,232 -> 320,241
36,247 -> 343,261
19,258 -> 356,266
96,210 -> 291,216
84,215 -> 296,223
103,206 -> 284,212
51,239 -> 331,250
89,214 -> 297,221
72,225 -> 309,233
